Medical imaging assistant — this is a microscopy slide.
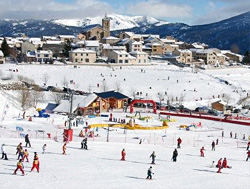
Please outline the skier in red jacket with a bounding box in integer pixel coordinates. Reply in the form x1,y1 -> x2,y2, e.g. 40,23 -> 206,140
13,159 -> 25,175
217,158 -> 222,173
31,156 -> 39,173
246,151 -> 250,161
121,149 -> 126,161
200,146 -> 205,157
177,137 -> 182,148
22,149 -> 29,162
222,158 -> 231,168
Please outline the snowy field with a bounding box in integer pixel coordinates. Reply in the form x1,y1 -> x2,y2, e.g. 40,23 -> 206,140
0,63 -> 250,104
0,112 -> 250,189
0,63 -> 250,189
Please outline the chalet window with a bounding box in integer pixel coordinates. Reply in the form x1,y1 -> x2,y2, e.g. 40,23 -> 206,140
86,53 -> 89,56
119,60 -> 123,63
86,59 -> 89,62
120,55 -> 122,57
139,59 -> 141,63
125,55 -> 128,57
37,54 -> 40,57
144,59 -> 146,63
75,53 -> 77,56
81,53 -> 83,56
75,58 -> 77,62
44,54 -> 49,57
125,60 -> 128,63
81,58 -> 83,61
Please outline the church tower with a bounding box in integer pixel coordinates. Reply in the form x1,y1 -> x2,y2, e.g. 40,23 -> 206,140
102,13 -> 110,37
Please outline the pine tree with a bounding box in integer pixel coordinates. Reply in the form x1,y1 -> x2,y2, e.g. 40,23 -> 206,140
63,40 -> 71,57
1,38 -> 9,57
243,51 -> 250,65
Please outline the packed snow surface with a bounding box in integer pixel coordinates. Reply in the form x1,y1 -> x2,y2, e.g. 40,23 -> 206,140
0,63 -> 250,189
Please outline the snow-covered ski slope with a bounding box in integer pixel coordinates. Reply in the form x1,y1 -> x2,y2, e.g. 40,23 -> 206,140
0,113 -> 249,189
0,63 -> 250,189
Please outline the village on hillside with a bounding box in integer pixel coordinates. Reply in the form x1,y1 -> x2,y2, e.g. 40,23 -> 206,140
0,15 -> 248,68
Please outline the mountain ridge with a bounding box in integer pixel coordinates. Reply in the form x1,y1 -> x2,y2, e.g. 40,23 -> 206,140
0,12 -> 249,54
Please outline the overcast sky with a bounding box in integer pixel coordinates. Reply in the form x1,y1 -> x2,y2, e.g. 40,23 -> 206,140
0,0 -> 249,25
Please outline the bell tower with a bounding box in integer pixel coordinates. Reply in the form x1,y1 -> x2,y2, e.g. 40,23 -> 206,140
102,13 -> 110,37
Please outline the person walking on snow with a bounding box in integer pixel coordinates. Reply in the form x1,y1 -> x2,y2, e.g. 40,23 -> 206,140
150,151 -> 156,164
217,158 -> 222,173
246,141 -> 250,151
13,159 -> 25,175
31,156 -> 39,173
246,151 -> 250,161
177,137 -> 182,148
83,138 -> 88,150
200,146 -> 205,157
146,166 -> 154,180
230,132 -> 232,138
172,149 -> 178,162
62,143 -> 67,155
121,149 -> 126,161
22,149 -> 29,162
222,158 -> 231,168
212,141 -> 215,151
216,138 -> 219,145
1,144 -> 8,160
16,143 -> 22,155
42,144 -> 46,154
25,134 -> 31,147
17,147 -> 24,160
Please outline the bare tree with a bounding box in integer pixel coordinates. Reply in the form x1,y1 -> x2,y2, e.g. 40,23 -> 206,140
101,80 -> 108,92
17,75 -> 24,82
50,92 -> 63,104
42,73 -> 50,86
231,44 -> 240,54
18,89 -> 32,111
178,92 -> 186,106
222,93 -> 231,105
114,81 -> 122,92
88,84 -> 92,93
61,76 -> 69,88
130,87 -> 137,99
31,90 -> 44,108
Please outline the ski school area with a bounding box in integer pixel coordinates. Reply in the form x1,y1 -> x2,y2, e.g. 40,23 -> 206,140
0,108 -> 250,189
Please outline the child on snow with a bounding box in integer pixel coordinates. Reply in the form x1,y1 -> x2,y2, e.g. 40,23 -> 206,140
146,166 -> 154,180
42,144 -> 46,154
13,159 -> 25,175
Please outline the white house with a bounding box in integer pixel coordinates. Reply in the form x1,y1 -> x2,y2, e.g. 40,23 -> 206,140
129,51 -> 148,63
107,50 -> 130,63
0,50 -> 5,64
69,48 -> 96,63
84,40 -> 100,55
35,50 -> 53,63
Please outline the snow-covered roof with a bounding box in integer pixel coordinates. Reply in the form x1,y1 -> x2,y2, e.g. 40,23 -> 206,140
128,55 -> 136,60
70,48 -> 96,53
129,51 -> 148,55
35,50 -> 53,54
103,44 -> 125,50
54,94 -> 97,113
103,36 -> 119,40
113,50 -> 129,55
161,39 -> 175,43
45,41 -> 62,45
132,41 -> 142,45
0,50 -> 4,57
85,40 -> 99,47
192,43 -> 204,49
151,43 -> 162,46
124,32 -> 134,37
58,35 -> 75,38
176,49 -> 192,53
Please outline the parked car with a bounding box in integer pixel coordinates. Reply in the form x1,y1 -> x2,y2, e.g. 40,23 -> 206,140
47,86 -> 56,91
